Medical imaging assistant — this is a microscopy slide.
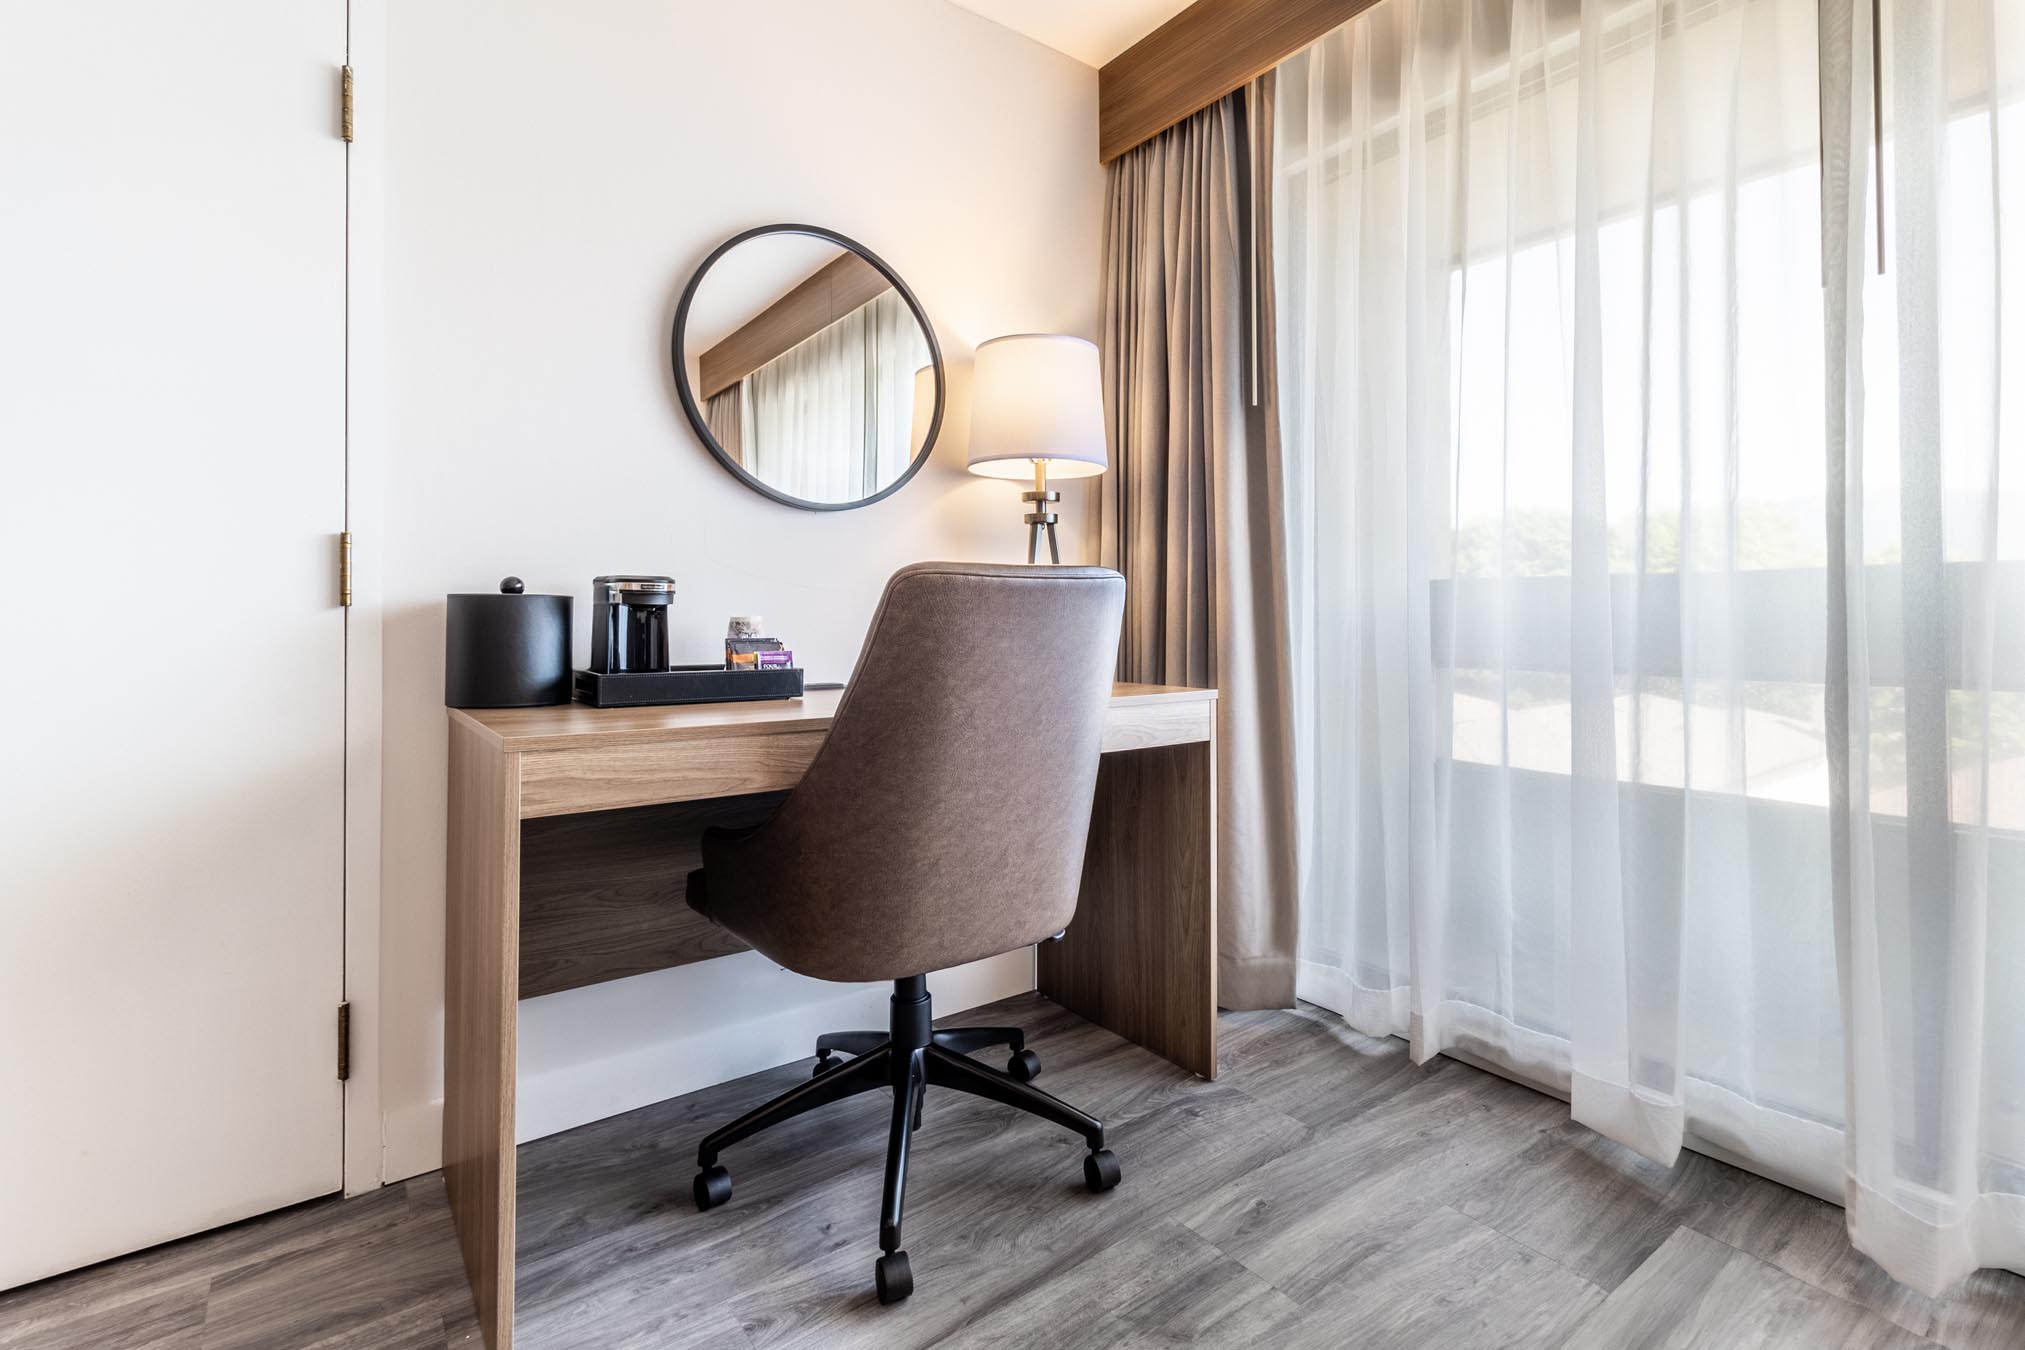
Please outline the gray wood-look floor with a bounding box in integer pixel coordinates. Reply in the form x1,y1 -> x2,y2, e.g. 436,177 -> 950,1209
5,994 -> 2022,1350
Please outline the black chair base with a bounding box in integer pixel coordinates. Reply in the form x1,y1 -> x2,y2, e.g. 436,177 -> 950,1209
690,976 -> 1121,1304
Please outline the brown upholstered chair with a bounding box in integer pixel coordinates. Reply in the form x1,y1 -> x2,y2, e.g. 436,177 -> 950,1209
685,561 -> 1127,1305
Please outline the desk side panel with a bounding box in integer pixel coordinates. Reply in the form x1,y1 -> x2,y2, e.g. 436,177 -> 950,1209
1040,739 -> 1218,1078
444,719 -> 519,1348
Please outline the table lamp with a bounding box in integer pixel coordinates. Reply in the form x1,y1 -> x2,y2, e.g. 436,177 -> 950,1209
966,334 -> 1107,563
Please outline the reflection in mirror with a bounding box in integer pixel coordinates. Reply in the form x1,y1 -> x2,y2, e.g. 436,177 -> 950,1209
676,229 -> 940,509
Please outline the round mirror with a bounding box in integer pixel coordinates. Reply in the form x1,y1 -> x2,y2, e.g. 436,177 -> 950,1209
671,224 -> 944,511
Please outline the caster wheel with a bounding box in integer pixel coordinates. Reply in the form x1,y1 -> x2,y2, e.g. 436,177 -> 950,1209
692,1165 -> 732,1211
875,1249 -> 914,1304
1083,1148 -> 1121,1194
812,1054 -> 835,1078
1007,1048 -> 1042,1082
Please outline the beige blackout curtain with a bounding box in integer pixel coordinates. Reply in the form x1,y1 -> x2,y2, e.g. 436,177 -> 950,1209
1100,84 -> 1299,1010
704,384 -> 744,464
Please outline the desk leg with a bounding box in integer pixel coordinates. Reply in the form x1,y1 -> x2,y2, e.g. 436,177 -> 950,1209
1039,740 -> 1218,1079
444,721 -> 520,1349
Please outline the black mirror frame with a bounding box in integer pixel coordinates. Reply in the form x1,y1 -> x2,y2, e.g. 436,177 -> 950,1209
670,223 -> 947,513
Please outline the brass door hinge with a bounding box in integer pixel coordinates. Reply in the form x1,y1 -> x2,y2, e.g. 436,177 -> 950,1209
337,1001 -> 352,1081
341,65 -> 355,143
339,530 -> 353,608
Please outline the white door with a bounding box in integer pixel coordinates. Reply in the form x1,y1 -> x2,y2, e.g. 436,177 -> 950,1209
0,1 -> 348,1288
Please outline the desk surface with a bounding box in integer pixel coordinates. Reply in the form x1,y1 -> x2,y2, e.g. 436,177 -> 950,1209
450,681 -> 1215,755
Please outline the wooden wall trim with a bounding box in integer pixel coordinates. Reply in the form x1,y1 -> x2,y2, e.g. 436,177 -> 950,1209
696,250 -> 890,399
1098,0 -> 1379,163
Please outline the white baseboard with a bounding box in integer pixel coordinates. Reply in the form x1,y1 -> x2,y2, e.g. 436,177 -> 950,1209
381,948 -> 1035,1184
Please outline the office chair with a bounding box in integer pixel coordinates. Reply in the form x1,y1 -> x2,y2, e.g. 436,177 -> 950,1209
683,561 -> 1127,1304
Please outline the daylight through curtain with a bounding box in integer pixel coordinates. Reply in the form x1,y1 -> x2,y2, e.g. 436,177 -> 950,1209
1273,0 -> 2023,1294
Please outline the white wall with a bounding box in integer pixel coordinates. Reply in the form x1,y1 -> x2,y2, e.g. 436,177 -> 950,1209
376,0 -> 1105,1180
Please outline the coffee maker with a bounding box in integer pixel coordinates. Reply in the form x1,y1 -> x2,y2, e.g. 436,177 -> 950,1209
589,575 -> 675,674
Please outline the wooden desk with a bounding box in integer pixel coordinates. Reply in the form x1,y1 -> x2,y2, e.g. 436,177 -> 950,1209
443,683 -> 1217,1350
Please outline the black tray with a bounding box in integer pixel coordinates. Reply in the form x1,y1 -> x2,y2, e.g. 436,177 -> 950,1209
573,664 -> 805,708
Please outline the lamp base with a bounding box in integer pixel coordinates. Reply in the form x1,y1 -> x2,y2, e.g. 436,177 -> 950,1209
1022,489 -> 1061,565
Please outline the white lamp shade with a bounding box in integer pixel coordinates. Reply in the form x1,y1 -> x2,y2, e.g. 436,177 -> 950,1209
909,363 -> 937,455
965,334 -> 1107,480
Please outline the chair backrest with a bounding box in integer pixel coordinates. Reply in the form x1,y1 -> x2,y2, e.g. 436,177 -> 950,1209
699,562 -> 1126,983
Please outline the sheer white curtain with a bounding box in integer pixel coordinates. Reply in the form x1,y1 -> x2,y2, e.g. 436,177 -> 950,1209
743,289 -> 927,502
1822,0 -> 2025,1294
744,314 -> 857,502
1274,0 -> 2023,1295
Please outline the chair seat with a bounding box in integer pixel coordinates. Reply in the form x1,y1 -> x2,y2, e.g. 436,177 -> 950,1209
685,867 -> 709,919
